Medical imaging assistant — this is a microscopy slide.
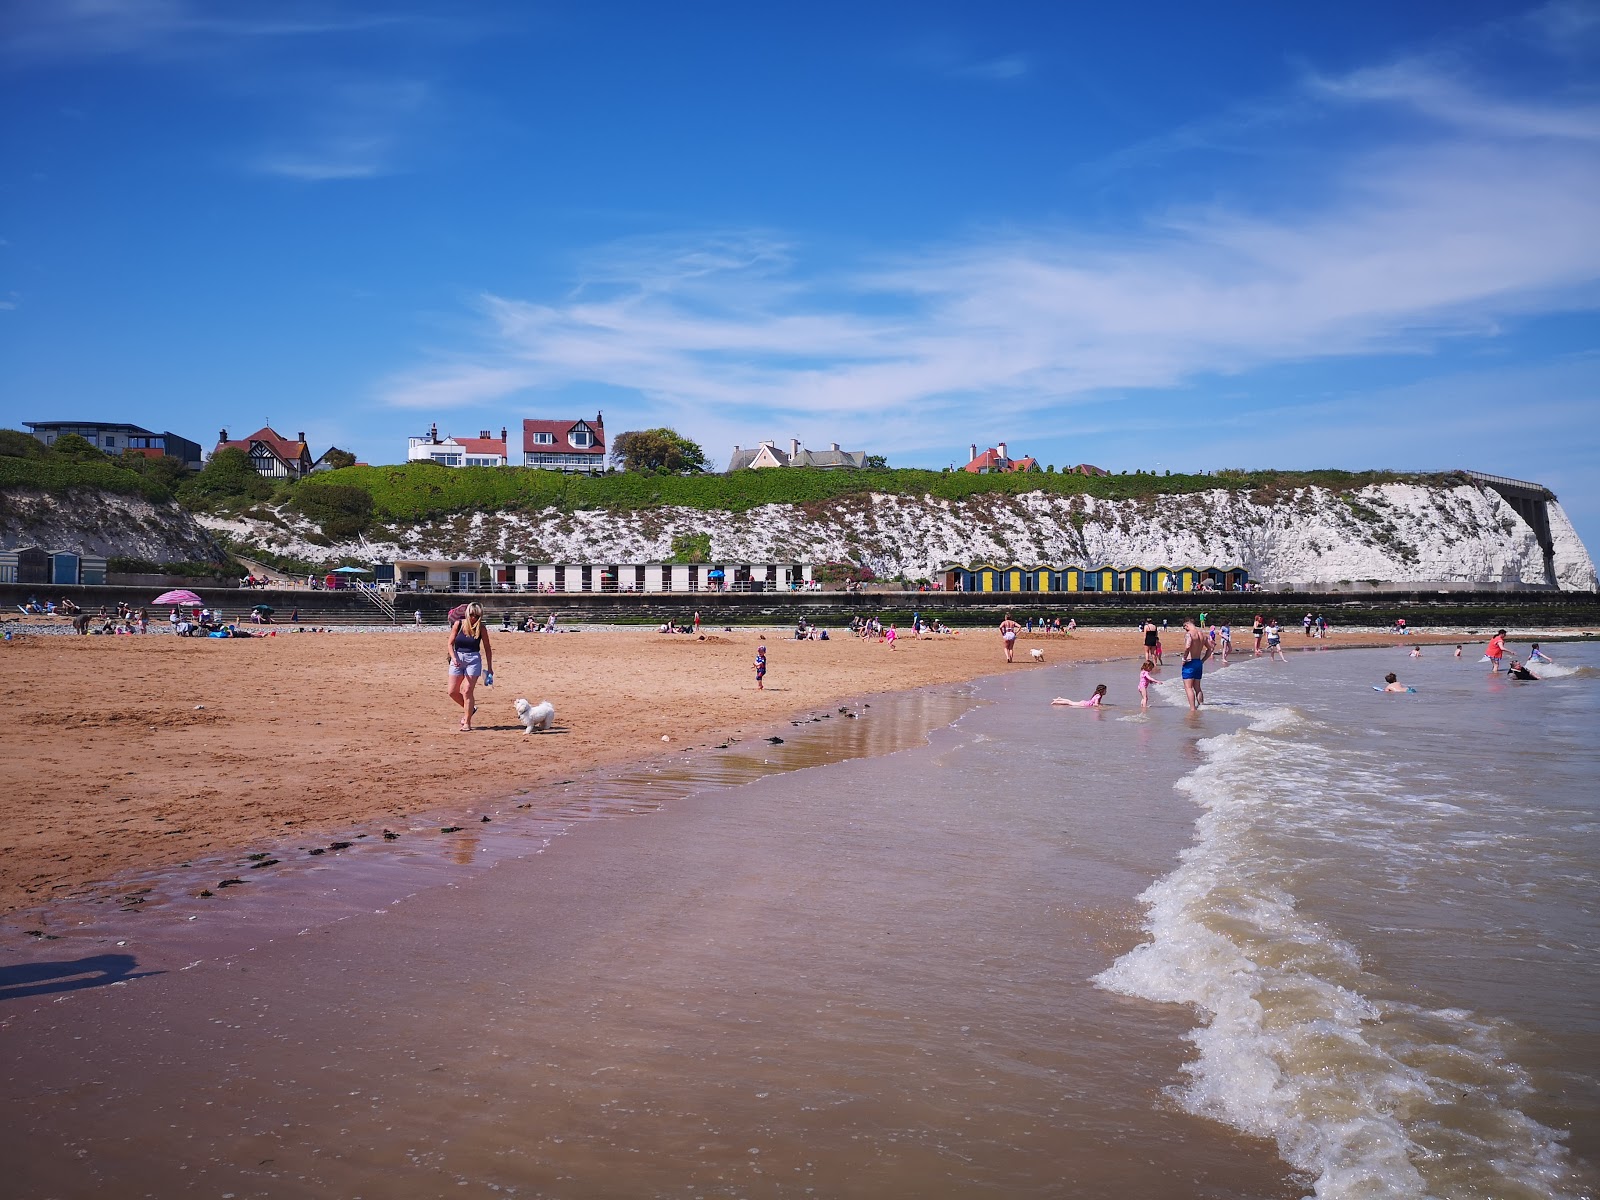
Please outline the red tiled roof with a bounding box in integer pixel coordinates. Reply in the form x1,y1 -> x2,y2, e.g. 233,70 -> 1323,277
522,416 -> 605,455
963,446 -> 1035,474
216,426 -> 309,466
453,437 -> 506,456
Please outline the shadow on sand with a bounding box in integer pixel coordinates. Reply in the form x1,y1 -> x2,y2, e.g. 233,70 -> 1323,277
0,953 -> 164,1001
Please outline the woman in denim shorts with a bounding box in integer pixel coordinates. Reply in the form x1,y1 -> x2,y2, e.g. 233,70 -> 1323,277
447,602 -> 494,731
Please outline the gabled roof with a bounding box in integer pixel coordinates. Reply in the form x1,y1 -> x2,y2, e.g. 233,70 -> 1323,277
963,447 -> 1036,474
522,415 -> 605,455
793,447 -> 866,469
216,426 -> 310,466
453,437 -> 506,456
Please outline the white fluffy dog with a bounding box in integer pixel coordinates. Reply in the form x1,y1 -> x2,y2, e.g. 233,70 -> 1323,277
514,697 -> 556,734
1030,648 -> 1045,662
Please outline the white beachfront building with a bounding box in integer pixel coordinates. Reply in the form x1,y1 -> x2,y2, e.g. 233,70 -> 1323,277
377,558 -> 816,593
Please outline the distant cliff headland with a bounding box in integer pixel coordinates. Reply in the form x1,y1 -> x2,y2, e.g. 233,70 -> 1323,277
2,442 -> 1594,592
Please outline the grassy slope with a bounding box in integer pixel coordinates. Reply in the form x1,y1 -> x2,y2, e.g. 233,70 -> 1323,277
295,463 -> 1451,524
0,454 -> 173,503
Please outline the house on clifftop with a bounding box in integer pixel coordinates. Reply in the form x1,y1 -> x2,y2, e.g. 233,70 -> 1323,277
408,423 -> 509,467
963,442 -> 1039,474
214,426 -> 314,479
522,414 -> 606,472
728,438 -> 867,470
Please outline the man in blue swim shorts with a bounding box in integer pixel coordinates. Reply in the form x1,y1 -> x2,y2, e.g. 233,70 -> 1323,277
1180,619 -> 1211,712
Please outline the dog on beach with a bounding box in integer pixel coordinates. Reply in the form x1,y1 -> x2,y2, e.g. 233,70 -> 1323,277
514,697 -> 556,734
1030,648 -> 1045,662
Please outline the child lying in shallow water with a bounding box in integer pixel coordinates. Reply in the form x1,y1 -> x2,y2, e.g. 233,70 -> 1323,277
1052,684 -> 1108,708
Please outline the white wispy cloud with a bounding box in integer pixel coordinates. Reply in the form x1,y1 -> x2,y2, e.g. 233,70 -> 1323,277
245,77 -> 431,180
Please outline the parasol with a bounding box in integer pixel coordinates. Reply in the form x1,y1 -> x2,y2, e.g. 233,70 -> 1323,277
252,604 -> 275,613
331,566 -> 371,574
154,589 -> 202,605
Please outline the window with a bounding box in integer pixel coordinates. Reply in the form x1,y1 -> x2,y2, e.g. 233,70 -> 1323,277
105,435 -> 117,448
569,428 -> 593,448
532,432 -> 554,445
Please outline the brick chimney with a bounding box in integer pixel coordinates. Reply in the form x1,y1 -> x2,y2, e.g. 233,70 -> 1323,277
500,426 -> 507,443
219,428 -> 228,443
429,422 -> 438,443
297,432 -> 305,444
479,430 -> 491,440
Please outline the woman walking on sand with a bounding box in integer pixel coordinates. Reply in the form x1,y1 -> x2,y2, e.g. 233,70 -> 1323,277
999,612 -> 1022,663
447,601 -> 493,731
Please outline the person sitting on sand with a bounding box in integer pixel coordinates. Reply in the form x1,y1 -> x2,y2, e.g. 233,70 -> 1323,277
1052,684 -> 1108,708
1382,673 -> 1413,693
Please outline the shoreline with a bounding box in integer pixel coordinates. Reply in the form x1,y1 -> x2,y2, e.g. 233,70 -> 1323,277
0,624 -> 1556,918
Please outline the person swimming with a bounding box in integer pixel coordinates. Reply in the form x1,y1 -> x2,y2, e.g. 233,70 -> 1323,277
1052,684 -> 1108,708
1507,659 -> 1539,681
1379,672 -> 1415,693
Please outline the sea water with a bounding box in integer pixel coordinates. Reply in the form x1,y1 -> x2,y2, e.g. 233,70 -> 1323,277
2,642 -> 1596,1198
1100,640 -> 1600,1199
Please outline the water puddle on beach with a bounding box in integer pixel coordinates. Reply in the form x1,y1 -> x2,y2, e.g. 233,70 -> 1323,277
1,662 -> 1305,1199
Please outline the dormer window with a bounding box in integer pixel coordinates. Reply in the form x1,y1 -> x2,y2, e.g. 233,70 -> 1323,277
532,432 -> 555,445
570,428 -> 593,448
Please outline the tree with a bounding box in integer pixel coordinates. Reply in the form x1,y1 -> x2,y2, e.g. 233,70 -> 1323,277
49,433 -> 107,462
177,446 -> 272,507
0,428 -> 45,458
863,454 -> 889,469
119,448 -> 189,490
611,428 -> 708,474
321,447 -> 357,470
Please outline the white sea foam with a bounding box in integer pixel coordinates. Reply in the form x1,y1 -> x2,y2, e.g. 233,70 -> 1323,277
1095,694 -> 1585,1200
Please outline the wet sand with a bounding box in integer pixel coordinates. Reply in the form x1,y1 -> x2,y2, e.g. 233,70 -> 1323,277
0,624 -> 1491,917
0,664 -> 1301,1199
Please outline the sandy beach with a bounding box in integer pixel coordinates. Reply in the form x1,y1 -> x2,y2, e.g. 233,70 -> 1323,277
0,622 -> 1497,916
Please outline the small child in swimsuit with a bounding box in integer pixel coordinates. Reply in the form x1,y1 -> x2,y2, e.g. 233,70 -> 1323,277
754,645 -> 767,690
1052,684 -> 1108,708
1138,660 -> 1155,709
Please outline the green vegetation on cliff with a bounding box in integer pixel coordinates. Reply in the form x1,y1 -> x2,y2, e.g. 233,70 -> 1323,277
295,462 -> 1453,526
0,432 -> 177,503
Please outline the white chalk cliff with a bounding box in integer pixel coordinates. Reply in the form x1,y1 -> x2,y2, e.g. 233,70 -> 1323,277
201,480 -> 1597,592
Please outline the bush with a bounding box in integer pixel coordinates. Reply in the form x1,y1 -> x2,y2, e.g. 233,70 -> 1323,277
177,447 -> 271,509
0,429 -> 46,459
291,483 -> 374,540
669,532 -> 712,563
0,447 -> 173,501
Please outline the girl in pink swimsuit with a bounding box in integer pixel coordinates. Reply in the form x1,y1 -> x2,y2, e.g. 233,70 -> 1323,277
1138,660 -> 1155,709
1053,684 -> 1108,708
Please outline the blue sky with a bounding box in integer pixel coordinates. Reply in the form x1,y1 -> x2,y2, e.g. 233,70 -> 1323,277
3,1 -> 1598,545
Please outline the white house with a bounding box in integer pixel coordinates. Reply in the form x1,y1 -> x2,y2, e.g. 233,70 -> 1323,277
407,424 -> 509,468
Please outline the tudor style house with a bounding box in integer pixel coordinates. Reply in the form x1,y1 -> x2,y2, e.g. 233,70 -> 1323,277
213,426 -> 315,479
523,413 -> 606,472
407,424 -> 509,468
727,438 -> 868,470
963,442 -> 1039,474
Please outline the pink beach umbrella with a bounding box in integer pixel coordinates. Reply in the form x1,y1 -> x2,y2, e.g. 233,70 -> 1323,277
153,589 -> 203,605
